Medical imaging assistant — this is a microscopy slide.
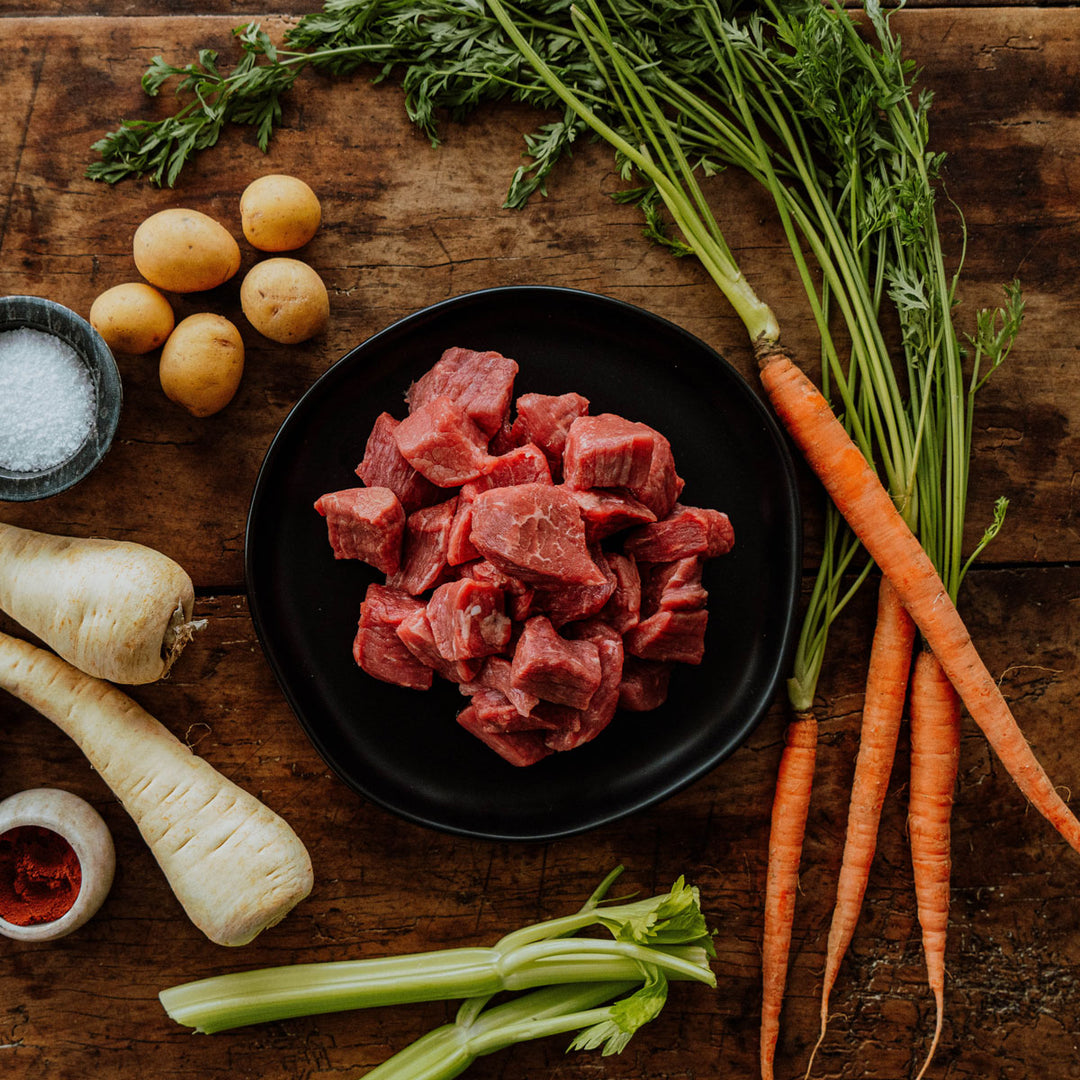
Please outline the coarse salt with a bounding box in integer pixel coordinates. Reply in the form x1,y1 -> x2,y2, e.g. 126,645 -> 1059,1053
0,327 -> 96,473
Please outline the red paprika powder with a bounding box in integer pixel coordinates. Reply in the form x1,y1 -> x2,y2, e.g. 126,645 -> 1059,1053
0,825 -> 82,926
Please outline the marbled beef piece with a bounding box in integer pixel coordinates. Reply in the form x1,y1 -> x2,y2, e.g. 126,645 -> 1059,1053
617,657 -> 674,712
531,546 -> 617,628
426,578 -> 511,661
406,346 -> 519,437
626,427 -> 685,520
510,392 -> 590,477
446,445 -> 553,567
567,488 -> 656,543
543,622 -> 624,752
393,395 -> 495,488
314,486 -> 405,575
459,656 -> 540,718
640,556 -> 707,616
597,552 -> 642,634
624,607 -> 709,665
476,443 -> 552,488
454,558 -> 536,623
395,607 -> 482,684
352,584 -> 433,690
469,483 -> 606,586
510,615 -> 602,710
355,412 -> 443,513
562,414 -> 656,491
386,497 -> 458,595
456,703 -> 552,767
623,504 -> 735,563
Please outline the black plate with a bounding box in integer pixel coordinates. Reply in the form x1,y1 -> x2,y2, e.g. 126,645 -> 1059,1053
245,286 -> 801,842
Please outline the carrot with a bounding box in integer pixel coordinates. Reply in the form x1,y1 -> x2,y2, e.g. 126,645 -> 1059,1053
0,630 -> 313,946
807,576 -> 916,1074
0,520 -> 203,684
760,711 -> 817,1080
907,648 -> 960,1079
757,349 -> 1080,855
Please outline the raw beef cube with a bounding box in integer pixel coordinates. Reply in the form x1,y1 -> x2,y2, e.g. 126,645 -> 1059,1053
470,483 -> 606,586
532,546 -> 617,628
562,414 -> 656,491
510,392 -> 590,476
446,498 -> 480,566
544,625 -> 624,752
618,657 -> 674,712
626,427 -> 685,520
314,486 -> 405,574
353,584 -> 433,690
624,608 -> 709,665
356,411 -> 442,513
460,656 -> 540,718
395,607 -> 482,684
641,557 -> 707,615
470,689 -> 552,733
455,558 -> 536,622
475,443 -> 552,489
510,615 -> 602,710
598,553 -> 642,633
426,579 -> 511,660
394,395 -> 494,487
387,497 -> 458,595
624,504 -> 735,563
406,346 -> 519,437
457,704 -> 552,767
568,488 -> 657,543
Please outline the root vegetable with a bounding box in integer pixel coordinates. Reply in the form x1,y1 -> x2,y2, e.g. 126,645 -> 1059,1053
0,521 -> 202,685
89,282 -> 175,355
134,208 -> 241,294
0,630 -> 313,946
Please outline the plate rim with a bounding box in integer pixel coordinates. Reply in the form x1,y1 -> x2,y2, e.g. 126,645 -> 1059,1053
244,284 -> 803,842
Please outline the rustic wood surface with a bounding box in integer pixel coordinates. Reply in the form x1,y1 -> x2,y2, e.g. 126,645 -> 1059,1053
2,7 -> 1079,1080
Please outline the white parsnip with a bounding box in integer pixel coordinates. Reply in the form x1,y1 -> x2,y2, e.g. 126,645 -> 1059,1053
0,521 -> 203,684
0,630 -> 313,947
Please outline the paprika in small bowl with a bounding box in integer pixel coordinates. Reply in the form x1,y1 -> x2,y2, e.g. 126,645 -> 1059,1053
0,787 -> 115,942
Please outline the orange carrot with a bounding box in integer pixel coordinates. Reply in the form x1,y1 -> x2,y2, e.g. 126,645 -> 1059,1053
908,648 -> 961,1080
761,711 -> 817,1080
757,350 -> 1080,855
807,576 -> 916,1075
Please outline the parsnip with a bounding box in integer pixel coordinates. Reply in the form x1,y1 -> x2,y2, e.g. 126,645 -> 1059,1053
0,521 -> 203,684
0,630 -> 313,947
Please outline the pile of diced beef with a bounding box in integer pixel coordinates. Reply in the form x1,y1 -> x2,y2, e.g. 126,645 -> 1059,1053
314,346 -> 734,767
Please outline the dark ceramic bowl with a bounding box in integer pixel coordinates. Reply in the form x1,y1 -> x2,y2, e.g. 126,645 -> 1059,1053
0,295 -> 122,502
246,286 -> 802,842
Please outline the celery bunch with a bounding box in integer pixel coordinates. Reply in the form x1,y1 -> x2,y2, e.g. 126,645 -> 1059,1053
160,869 -> 716,1075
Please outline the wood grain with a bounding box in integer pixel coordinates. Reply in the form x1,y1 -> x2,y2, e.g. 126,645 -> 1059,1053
2,8 -> 1080,1080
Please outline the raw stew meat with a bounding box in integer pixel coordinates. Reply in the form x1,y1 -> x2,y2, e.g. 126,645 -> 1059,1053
314,346 -> 734,766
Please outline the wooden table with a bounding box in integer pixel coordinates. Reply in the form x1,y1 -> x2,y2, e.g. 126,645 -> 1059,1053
3,5 -> 1079,1078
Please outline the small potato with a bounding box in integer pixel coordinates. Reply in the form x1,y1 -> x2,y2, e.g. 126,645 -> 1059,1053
240,258 -> 329,344
90,283 -> 175,355
240,175 -> 322,252
134,208 -> 241,293
159,313 -> 245,417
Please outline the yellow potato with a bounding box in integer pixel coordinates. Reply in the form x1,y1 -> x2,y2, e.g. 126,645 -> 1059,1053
134,208 -> 241,293
240,175 -> 322,252
89,283 -> 175,355
240,258 -> 329,344
159,313 -> 245,417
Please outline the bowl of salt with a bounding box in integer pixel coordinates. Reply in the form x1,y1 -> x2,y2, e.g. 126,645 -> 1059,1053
0,295 -> 122,502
